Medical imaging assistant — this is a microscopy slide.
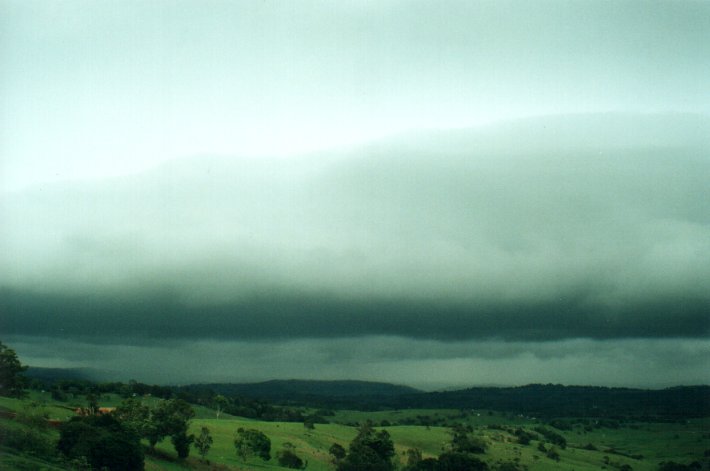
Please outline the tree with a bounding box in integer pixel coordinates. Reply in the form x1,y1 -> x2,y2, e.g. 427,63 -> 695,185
146,398 -> 195,455
406,448 -> 423,467
234,427 -> 271,461
513,427 -> 536,446
115,398 -> 150,438
0,341 -> 27,397
85,393 -> 99,415
58,414 -> 143,471
213,394 -> 229,419
401,448 -> 430,471
409,458 -> 439,471
546,446 -> 560,461
194,426 -> 213,462
171,430 -> 194,459
533,426 -> 566,449
278,443 -> 306,469
436,451 -> 489,471
338,422 -> 395,471
449,425 -> 487,454
329,442 -> 346,464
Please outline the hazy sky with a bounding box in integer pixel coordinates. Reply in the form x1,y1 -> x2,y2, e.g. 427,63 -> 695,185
1,1 -> 709,389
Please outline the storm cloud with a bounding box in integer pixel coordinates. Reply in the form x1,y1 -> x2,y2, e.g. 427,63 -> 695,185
2,114 -> 709,345
2,1 -> 708,387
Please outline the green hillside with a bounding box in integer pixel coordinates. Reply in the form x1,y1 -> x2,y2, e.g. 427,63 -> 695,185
2,392 -> 708,471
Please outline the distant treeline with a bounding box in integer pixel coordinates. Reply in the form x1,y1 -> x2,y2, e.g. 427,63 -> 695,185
26,377 -> 323,423
26,371 -> 709,420
187,382 -> 710,420
184,379 -> 419,399
397,384 -> 710,420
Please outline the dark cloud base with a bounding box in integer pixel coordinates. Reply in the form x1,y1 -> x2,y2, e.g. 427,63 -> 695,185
2,287 -> 707,344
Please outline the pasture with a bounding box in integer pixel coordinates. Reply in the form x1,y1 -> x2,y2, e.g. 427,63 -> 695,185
1,393 -> 708,470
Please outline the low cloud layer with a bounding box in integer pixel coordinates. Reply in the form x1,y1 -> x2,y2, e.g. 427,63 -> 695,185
2,114 -> 709,348
8,335 -> 709,390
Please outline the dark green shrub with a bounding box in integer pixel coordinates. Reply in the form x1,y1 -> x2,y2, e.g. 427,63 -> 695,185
58,414 -> 143,471
546,446 -> 560,461
436,452 -> 489,471
0,426 -> 56,458
234,427 -> 271,461
171,430 -> 194,459
278,448 -> 305,469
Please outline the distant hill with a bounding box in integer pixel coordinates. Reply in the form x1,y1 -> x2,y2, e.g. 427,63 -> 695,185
180,379 -> 420,402
21,366 -> 708,419
181,381 -> 708,419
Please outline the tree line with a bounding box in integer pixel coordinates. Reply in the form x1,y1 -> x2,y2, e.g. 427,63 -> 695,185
27,375 -> 332,424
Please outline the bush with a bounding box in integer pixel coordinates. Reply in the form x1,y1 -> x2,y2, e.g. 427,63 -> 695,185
495,462 -> 524,471
15,403 -> 50,430
407,457 -> 439,470
234,428 -> 271,461
338,444 -> 393,471
513,428 -> 537,446
534,426 -> 567,449
658,462 -> 698,471
0,426 -> 56,458
546,446 -> 560,461
58,414 -> 143,471
450,425 -> 487,454
278,448 -> 305,469
436,452 -> 489,471
329,442 -> 346,462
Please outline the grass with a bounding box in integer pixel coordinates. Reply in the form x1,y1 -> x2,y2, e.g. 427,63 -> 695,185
153,415 -> 708,471
0,447 -> 66,471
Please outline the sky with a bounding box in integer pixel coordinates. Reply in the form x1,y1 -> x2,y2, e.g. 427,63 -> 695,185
1,0 -> 709,390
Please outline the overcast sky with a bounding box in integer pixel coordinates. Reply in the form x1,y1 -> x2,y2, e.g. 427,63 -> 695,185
1,0 -> 709,389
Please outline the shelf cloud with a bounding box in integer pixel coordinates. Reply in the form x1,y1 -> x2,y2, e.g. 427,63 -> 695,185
2,114 -> 708,348
2,1 -> 708,387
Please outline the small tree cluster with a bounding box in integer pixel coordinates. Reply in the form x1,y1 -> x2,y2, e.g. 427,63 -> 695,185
58,414 -> 144,471
533,426 -> 566,449
234,427 -> 271,462
278,442 -> 306,469
658,462 -> 702,471
0,341 -> 27,397
401,426 -> 490,471
404,451 -> 488,471
329,442 -> 347,464
449,425 -> 487,454
114,397 -> 195,459
337,422 -> 395,471
148,398 -> 195,457
513,427 -> 537,445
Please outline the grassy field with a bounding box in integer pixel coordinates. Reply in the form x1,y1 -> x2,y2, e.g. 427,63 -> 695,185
1,393 -> 708,470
